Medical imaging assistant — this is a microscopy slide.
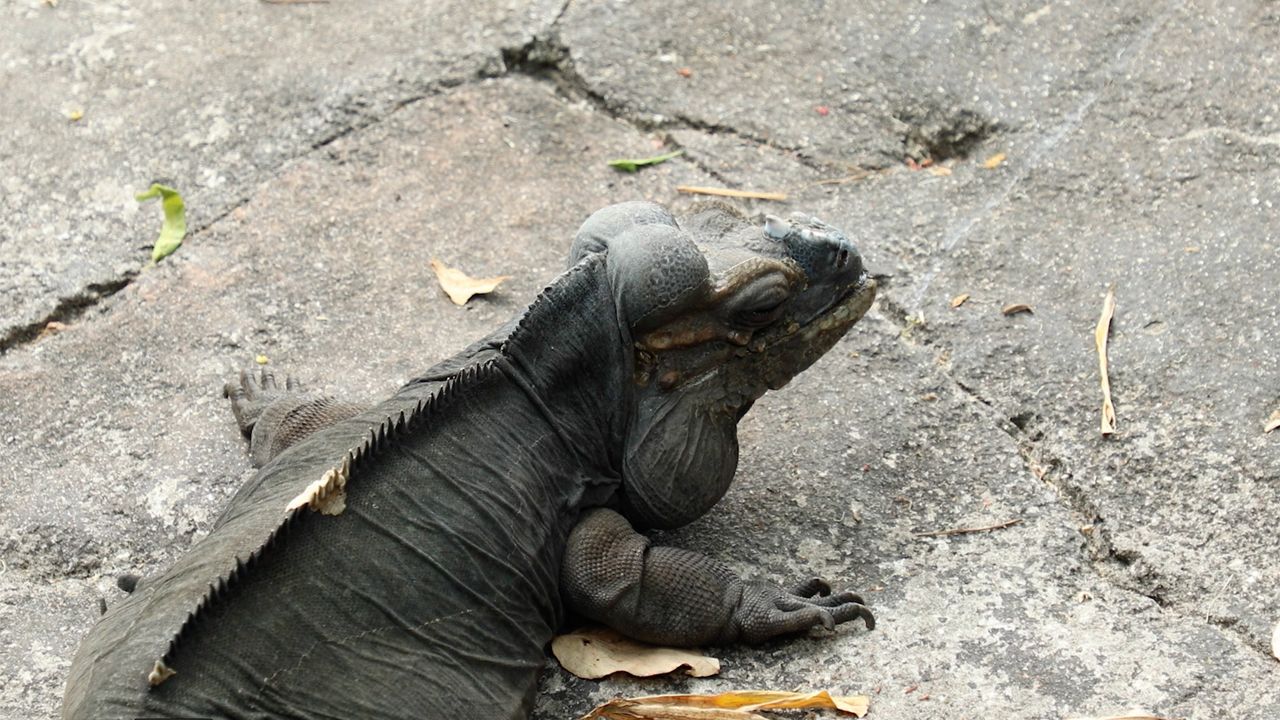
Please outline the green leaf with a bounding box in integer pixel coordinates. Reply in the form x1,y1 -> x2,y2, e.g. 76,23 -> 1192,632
135,183 -> 187,263
607,149 -> 684,173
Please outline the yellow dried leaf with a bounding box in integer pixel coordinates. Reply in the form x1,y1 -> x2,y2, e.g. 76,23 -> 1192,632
255,354 -> 269,365
676,185 -> 788,202
983,152 -> 1007,169
1265,409 -> 1280,434
553,627 -> 719,680
950,293 -> 970,309
1095,285 -> 1117,435
429,258 -> 511,305
581,689 -> 869,720
1001,303 -> 1033,316
67,108 -> 83,122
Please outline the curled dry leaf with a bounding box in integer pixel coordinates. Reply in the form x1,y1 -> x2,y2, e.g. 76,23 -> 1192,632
1001,303 -> 1033,316
983,152 -> 1007,169
1095,285 -> 1118,435
430,259 -> 512,305
1265,409 -> 1280,434
581,689 -> 869,720
950,293 -> 970,309
553,626 -> 719,680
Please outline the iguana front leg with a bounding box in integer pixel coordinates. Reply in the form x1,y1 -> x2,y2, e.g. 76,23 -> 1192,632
561,508 -> 874,647
223,368 -> 365,467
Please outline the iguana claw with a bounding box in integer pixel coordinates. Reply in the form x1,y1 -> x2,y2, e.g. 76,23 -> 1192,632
735,578 -> 875,643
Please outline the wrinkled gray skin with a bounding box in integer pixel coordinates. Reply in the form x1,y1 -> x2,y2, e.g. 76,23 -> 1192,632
62,202 -> 877,720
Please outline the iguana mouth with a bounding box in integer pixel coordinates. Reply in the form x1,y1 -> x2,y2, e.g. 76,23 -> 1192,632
757,272 -> 877,351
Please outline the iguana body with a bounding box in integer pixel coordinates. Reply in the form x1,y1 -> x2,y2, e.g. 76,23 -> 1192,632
63,202 -> 877,720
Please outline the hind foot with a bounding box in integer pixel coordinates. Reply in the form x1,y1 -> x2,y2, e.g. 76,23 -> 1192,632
223,367 -> 306,437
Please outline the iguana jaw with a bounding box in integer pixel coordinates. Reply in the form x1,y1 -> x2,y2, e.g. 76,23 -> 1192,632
752,272 -> 877,391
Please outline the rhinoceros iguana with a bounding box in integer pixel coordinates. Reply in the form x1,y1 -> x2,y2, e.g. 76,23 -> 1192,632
62,201 -> 877,720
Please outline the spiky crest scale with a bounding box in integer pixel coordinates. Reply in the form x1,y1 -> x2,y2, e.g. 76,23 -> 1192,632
152,360 -> 506,687
150,255 -> 611,689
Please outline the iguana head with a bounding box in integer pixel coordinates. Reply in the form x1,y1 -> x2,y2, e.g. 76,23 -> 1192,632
571,202 -> 876,529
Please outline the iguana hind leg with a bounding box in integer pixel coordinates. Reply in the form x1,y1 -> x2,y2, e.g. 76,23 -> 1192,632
223,367 -> 365,467
562,508 -> 874,647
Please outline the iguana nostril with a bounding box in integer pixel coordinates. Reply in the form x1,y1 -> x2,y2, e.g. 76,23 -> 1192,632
836,248 -> 849,269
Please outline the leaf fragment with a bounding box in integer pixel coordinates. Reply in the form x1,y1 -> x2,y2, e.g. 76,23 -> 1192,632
67,108 -> 84,122
608,149 -> 684,172
950,293 -> 970,309
1001,303 -> 1033,316
1265,409 -> 1280,434
553,626 -> 719,680
429,259 -> 511,305
676,185 -> 788,202
581,689 -> 869,720
135,183 -> 187,263
255,354 -> 269,366
1095,285 -> 1118,435
983,152 -> 1007,169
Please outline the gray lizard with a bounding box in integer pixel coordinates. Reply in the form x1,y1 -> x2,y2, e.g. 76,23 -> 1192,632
62,201 -> 877,720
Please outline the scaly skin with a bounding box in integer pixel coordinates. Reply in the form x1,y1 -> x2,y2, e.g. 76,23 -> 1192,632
63,201 -> 876,720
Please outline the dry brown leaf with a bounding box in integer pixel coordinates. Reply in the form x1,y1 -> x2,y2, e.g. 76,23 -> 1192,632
581,689 -> 869,720
553,627 -> 720,680
1265,409 -> 1280,434
928,165 -> 952,176
1002,303 -> 1033,316
676,185 -> 788,202
983,152 -> 1007,169
950,293 -> 970,309
1095,285 -> 1118,435
430,258 -> 511,305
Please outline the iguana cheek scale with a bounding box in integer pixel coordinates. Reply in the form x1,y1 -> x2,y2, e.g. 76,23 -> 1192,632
63,201 -> 876,720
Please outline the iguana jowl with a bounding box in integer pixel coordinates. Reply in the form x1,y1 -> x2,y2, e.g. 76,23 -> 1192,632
63,201 -> 877,719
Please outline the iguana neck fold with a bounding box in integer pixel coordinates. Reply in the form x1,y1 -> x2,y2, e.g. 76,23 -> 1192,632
497,253 -> 633,479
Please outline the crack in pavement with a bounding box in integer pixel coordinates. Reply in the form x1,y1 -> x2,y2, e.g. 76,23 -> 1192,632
0,67 -> 482,358
871,300 -> 1279,663
908,0 -> 1190,313
497,33 -> 843,177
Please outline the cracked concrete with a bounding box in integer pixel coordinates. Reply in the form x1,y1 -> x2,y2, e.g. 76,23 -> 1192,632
2,1 -> 1278,718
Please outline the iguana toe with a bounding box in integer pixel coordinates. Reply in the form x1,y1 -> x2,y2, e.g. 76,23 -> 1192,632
789,577 -> 832,598
223,367 -> 308,437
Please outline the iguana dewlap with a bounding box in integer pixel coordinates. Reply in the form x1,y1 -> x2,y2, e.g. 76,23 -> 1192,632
62,201 -> 877,720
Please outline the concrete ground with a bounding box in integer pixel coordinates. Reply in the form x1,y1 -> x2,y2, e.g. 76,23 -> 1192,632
2,1 -> 1277,718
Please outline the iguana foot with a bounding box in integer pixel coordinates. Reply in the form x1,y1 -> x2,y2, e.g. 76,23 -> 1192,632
733,576 -> 874,643
223,368 -> 305,437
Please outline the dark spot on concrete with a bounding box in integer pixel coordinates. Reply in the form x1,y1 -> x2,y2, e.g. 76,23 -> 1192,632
898,107 -> 999,164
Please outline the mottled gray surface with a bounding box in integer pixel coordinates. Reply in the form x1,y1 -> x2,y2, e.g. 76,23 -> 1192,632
2,1 -> 1277,718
